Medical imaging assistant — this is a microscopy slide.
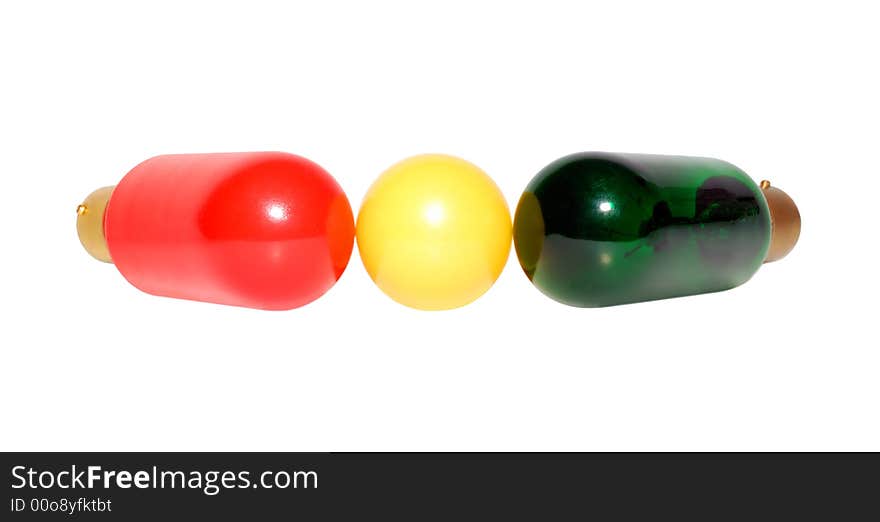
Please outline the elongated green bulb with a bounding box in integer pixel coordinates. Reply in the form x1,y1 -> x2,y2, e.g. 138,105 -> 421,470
514,152 -> 771,307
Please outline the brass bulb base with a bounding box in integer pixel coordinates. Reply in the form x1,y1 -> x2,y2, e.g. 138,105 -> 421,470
76,186 -> 115,263
760,180 -> 800,263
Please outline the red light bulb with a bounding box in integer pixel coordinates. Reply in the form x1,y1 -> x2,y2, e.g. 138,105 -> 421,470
77,152 -> 355,310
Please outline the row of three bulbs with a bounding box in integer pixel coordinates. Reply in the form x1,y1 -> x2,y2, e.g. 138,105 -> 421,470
77,151 -> 799,310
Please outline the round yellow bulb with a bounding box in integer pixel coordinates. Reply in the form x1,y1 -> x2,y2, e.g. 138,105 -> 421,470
357,154 -> 512,310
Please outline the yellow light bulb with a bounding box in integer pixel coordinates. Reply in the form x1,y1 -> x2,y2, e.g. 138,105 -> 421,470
356,154 -> 512,310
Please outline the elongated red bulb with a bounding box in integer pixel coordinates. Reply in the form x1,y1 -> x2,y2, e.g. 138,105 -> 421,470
101,152 -> 354,310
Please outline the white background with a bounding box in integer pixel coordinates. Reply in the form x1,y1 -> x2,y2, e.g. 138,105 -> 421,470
1,0 -> 877,451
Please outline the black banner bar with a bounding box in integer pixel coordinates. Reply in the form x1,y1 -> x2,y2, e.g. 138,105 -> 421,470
2,453 -> 877,519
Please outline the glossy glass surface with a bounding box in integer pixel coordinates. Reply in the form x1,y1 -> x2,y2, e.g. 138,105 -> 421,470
357,154 -> 511,310
105,152 -> 355,310
514,152 -> 771,307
